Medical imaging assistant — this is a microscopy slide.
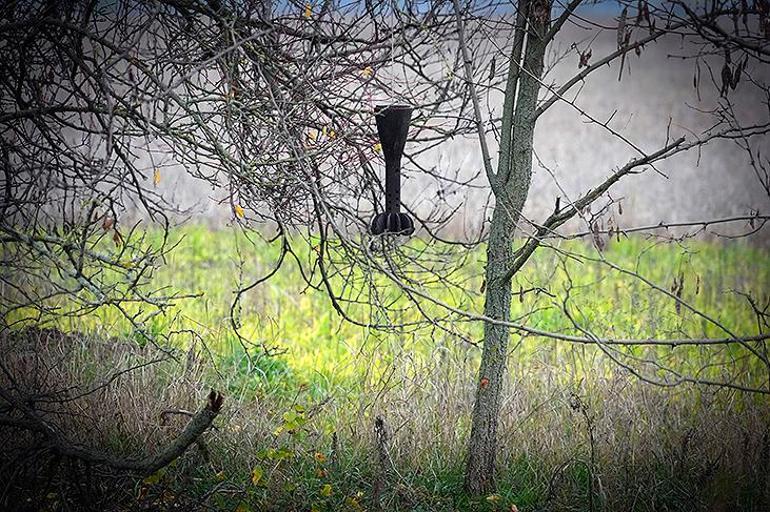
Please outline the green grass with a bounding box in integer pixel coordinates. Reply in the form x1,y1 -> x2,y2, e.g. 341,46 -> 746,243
47,224 -> 770,395
7,226 -> 770,511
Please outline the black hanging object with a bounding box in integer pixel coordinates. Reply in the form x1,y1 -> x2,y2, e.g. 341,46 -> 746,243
369,104 -> 415,236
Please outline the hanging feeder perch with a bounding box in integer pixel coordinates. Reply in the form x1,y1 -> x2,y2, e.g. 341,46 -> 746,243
369,104 -> 415,236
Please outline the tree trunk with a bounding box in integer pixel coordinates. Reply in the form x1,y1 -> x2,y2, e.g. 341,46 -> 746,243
464,198 -> 515,494
464,0 -> 550,495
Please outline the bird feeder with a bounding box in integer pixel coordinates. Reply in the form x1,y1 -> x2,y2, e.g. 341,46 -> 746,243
369,104 -> 415,236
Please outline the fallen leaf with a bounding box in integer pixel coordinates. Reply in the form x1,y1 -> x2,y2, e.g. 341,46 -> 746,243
143,471 -> 162,485
320,483 -> 332,497
234,205 -> 245,218
153,168 -> 161,187
251,466 -> 264,486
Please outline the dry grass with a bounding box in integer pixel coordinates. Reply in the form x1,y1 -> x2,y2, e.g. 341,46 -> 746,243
2,327 -> 769,512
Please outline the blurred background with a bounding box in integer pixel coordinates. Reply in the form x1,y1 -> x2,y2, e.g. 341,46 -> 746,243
145,23 -> 770,242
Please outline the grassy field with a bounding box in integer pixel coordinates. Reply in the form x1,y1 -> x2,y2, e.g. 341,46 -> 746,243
56,225 -> 770,391
5,226 -> 770,511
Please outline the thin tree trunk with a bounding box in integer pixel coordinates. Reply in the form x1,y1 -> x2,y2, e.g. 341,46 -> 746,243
464,200 -> 515,494
464,0 -> 550,495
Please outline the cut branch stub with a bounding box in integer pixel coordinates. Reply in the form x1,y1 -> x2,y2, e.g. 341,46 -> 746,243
369,104 -> 415,236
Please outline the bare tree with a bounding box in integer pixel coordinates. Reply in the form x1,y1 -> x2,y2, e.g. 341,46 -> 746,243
1,0 -> 769,499
0,0 -> 470,342
0,0 -> 469,491
452,0 -> 770,493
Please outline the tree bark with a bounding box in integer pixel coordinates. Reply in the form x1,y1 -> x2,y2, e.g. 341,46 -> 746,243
464,0 -> 550,495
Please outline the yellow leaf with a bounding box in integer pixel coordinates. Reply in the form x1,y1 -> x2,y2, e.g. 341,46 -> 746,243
304,3 -> 312,18
328,129 -> 336,139
143,471 -> 162,485
250,466 -> 264,486
314,452 -> 327,463
346,495 -> 364,511
320,483 -> 332,497
361,66 -> 373,78
153,168 -> 161,187
307,129 -> 318,141
486,494 -> 501,503
373,142 -> 382,153
234,205 -> 245,218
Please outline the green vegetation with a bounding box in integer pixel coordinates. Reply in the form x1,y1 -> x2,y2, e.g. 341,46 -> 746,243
53,225 -> 769,393
12,226 -> 770,511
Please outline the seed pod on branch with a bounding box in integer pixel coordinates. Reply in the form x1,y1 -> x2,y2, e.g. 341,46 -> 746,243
579,48 -> 592,68
618,29 -> 632,80
731,62 -> 742,90
617,7 -> 627,50
721,62 -> 733,96
741,0 -> 749,26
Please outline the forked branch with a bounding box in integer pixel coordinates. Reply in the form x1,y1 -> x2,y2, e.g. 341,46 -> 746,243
0,389 -> 224,476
